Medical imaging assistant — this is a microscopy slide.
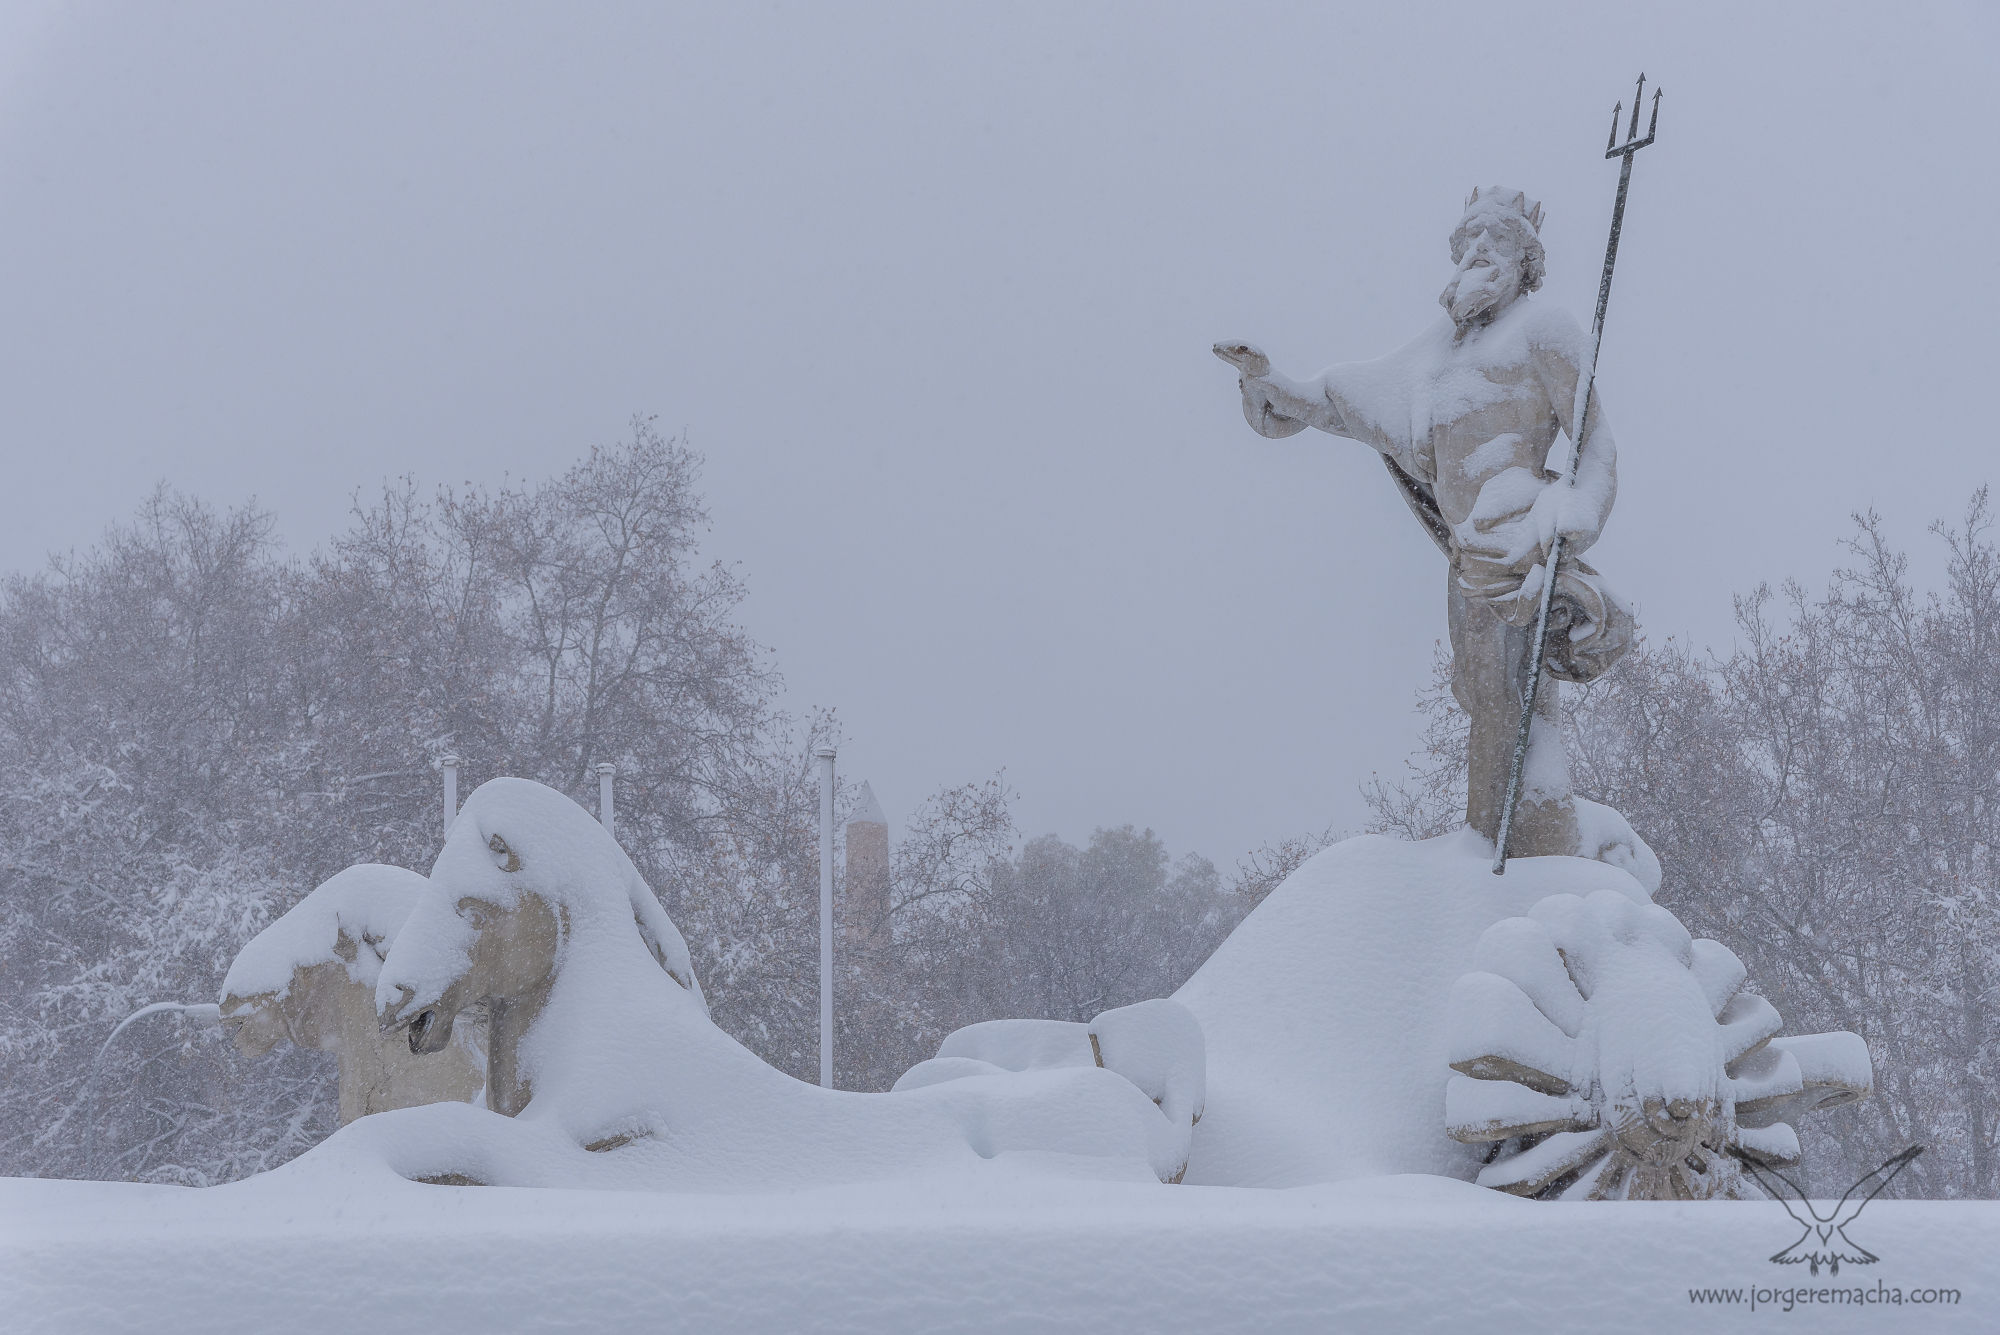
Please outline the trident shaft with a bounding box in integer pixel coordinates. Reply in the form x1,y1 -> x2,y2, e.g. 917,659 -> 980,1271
1492,74 -> 1661,875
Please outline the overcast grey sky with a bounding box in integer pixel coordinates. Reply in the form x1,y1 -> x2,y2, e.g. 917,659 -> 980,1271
2,2 -> 1995,866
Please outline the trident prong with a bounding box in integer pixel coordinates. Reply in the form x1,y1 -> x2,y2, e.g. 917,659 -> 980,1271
1607,73 -> 1661,159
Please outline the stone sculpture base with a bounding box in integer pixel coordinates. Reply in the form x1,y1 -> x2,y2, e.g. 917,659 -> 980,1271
1173,829 -> 1655,1188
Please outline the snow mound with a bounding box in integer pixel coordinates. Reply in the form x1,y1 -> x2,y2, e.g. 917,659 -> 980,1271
890,1056 -> 1006,1092
1174,830 -> 1652,1187
899,1001 -> 1208,1177
936,1018 -> 1096,1071
1089,999 -> 1206,1133
1574,797 -> 1663,895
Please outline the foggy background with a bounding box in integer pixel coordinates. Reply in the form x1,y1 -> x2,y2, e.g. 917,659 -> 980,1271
2,0 -> 1993,865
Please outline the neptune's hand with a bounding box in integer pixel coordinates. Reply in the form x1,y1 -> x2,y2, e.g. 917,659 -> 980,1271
1212,341 -> 1271,377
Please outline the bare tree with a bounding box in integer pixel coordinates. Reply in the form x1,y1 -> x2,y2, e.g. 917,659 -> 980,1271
0,426 -> 806,1181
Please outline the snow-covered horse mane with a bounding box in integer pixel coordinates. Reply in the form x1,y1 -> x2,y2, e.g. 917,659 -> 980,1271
375,777 -> 702,1116
366,777 -> 1192,1189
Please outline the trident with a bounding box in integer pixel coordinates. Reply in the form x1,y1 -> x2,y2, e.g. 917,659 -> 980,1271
1492,74 -> 1661,875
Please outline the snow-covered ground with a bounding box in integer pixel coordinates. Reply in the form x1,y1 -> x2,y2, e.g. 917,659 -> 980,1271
4,1169 -> 1992,1333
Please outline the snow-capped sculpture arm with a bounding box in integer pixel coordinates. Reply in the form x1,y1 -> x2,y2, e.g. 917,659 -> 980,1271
1213,341 -> 1415,465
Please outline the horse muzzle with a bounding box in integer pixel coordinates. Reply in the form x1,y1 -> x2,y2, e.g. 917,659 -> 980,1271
380,983 -> 455,1055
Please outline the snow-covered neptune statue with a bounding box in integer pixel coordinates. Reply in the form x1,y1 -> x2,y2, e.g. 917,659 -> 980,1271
1217,187 -> 1633,858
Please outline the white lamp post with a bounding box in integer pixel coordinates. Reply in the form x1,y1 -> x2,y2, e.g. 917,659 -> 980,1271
815,744 -> 836,1089
439,754 -> 460,836
596,762 -> 616,835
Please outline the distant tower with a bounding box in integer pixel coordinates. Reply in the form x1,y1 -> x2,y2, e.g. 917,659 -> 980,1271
844,781 -> 890,950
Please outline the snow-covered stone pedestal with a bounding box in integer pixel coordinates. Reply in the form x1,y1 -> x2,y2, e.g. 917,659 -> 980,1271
1177,829 -> 1864,1200
1177,829 -> 1657,1187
